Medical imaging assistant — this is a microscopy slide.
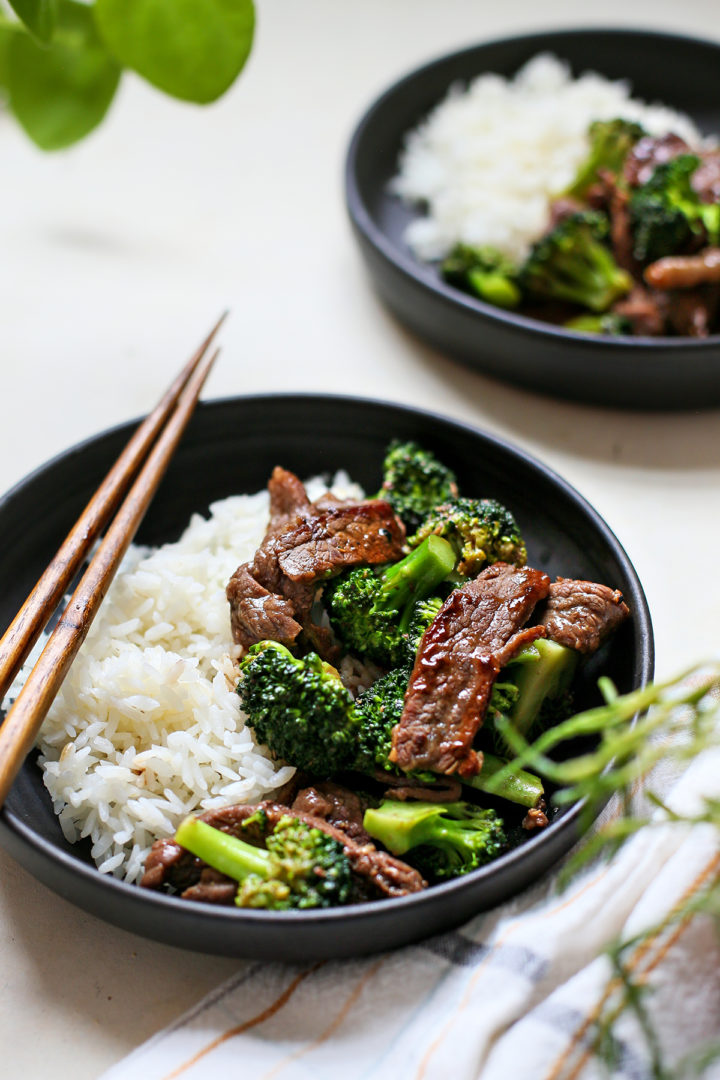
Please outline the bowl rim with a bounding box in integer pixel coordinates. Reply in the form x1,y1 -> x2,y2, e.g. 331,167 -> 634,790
0,391 -> 655,930
345,24 -> 720,351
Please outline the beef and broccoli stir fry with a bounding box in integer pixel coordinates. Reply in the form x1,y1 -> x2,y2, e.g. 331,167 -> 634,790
441,120 -> 720,337
142,442 -> 630,909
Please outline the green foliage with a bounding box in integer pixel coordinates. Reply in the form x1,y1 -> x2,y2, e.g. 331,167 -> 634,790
482,666 -> 720,827
411,496 -> 527,576
630,155 -> 720,263
6,0 -> 120,150
479,663 -> 720,1075
94,0 -> 254,105
563,117 -> 646,199
363,799 -> 506,881
378,440 -> 458,533
521,210 -> 632,313
441,243 -> 522,309
238,641 -> 361,778
0,22 -> 13,86
324,535 -> 455,667
0,0 -> 255,149
7,0 -> 56,42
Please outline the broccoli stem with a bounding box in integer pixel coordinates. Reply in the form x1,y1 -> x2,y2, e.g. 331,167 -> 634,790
362,798 -> 506,878
510,639 -> 578,737
363,800 -> 446,855
551,249 -> 630,312
463,753 -> 544,807
466,268 -> 522,309
377,535 -> 455,627
174,816 -> 270,882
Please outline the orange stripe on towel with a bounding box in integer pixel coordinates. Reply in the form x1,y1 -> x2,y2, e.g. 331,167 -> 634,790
160,962 -> 325,1080
259,958 -> 388,1080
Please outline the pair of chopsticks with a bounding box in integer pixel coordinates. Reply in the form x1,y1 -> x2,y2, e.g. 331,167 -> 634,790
0,315 -> 226,808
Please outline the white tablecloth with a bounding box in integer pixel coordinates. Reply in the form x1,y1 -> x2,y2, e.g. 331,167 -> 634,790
2,2 -> 720,1076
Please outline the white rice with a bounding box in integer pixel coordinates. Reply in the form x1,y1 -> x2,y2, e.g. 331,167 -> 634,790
12,473 -> 364,883
392,53 -> 708,264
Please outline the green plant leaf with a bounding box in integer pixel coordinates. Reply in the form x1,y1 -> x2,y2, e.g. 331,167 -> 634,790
94,0 -> 255,105
6,0 -> 121,150
7,0 -> 57,43
0,24 -> 13,88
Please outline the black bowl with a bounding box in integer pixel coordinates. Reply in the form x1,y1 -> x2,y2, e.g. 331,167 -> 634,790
345,28 -> 720,410
0,395 -> 653,958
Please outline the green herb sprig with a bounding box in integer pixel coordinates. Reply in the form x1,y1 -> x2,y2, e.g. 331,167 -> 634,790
0,0 -> 255,150
484,662 -> 720,1078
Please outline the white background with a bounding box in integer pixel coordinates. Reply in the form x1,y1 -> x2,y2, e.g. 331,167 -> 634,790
1,2 -> 719,1075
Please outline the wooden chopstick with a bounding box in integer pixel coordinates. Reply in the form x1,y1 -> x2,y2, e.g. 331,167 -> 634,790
0,312 -> 226,704
0,339 -> 220,808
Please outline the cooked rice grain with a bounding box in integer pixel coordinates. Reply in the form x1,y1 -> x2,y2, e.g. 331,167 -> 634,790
393,53 -> 707,264
16,473 -> 363,883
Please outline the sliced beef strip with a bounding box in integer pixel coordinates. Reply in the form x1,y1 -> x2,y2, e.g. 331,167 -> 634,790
266,466 -> 312,534
275,502 -> 406,582
608,183 -> 637,275
522,805 -> 549,831
548,195 -> 585,226
623,133 -> 691,188
537,578 -> 630,655
226,564 -> 304,648
390,563 -> 550,779
291,781 -> 373,844
141,801 -> 426,902
182,867 -> 239,904
377,771 -> 462,803
664,287 -> 719,338
644,249 -> 720,291
692,149 -> 720,203
227,468 -> 405,654
613,285 -> 668,336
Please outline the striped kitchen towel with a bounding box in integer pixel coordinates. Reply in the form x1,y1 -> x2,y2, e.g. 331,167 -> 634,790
100,751 -> 720,1080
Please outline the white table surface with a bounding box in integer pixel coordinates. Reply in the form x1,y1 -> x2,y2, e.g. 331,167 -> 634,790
2,2 -> 719,1075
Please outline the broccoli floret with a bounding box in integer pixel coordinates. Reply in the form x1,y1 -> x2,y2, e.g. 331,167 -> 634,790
238,641 -> 361,777
521,211 -> 632,313
484,639 -> 578,754
354,664 -> 411,774
441,244 -> 522,309
410,497 -> 527,577
238,640 -> 545,808
564,313 -> 632,336
629,154 -> 720,263
174,811 -> 355,909
563,118 -> 646,199
378,440 -> 458,532
324,535 -> 455,666
363,800 -> 506,881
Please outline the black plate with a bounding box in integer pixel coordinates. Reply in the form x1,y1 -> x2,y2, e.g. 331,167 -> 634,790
345,28 -> 720,410
0,395 -> 653,958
